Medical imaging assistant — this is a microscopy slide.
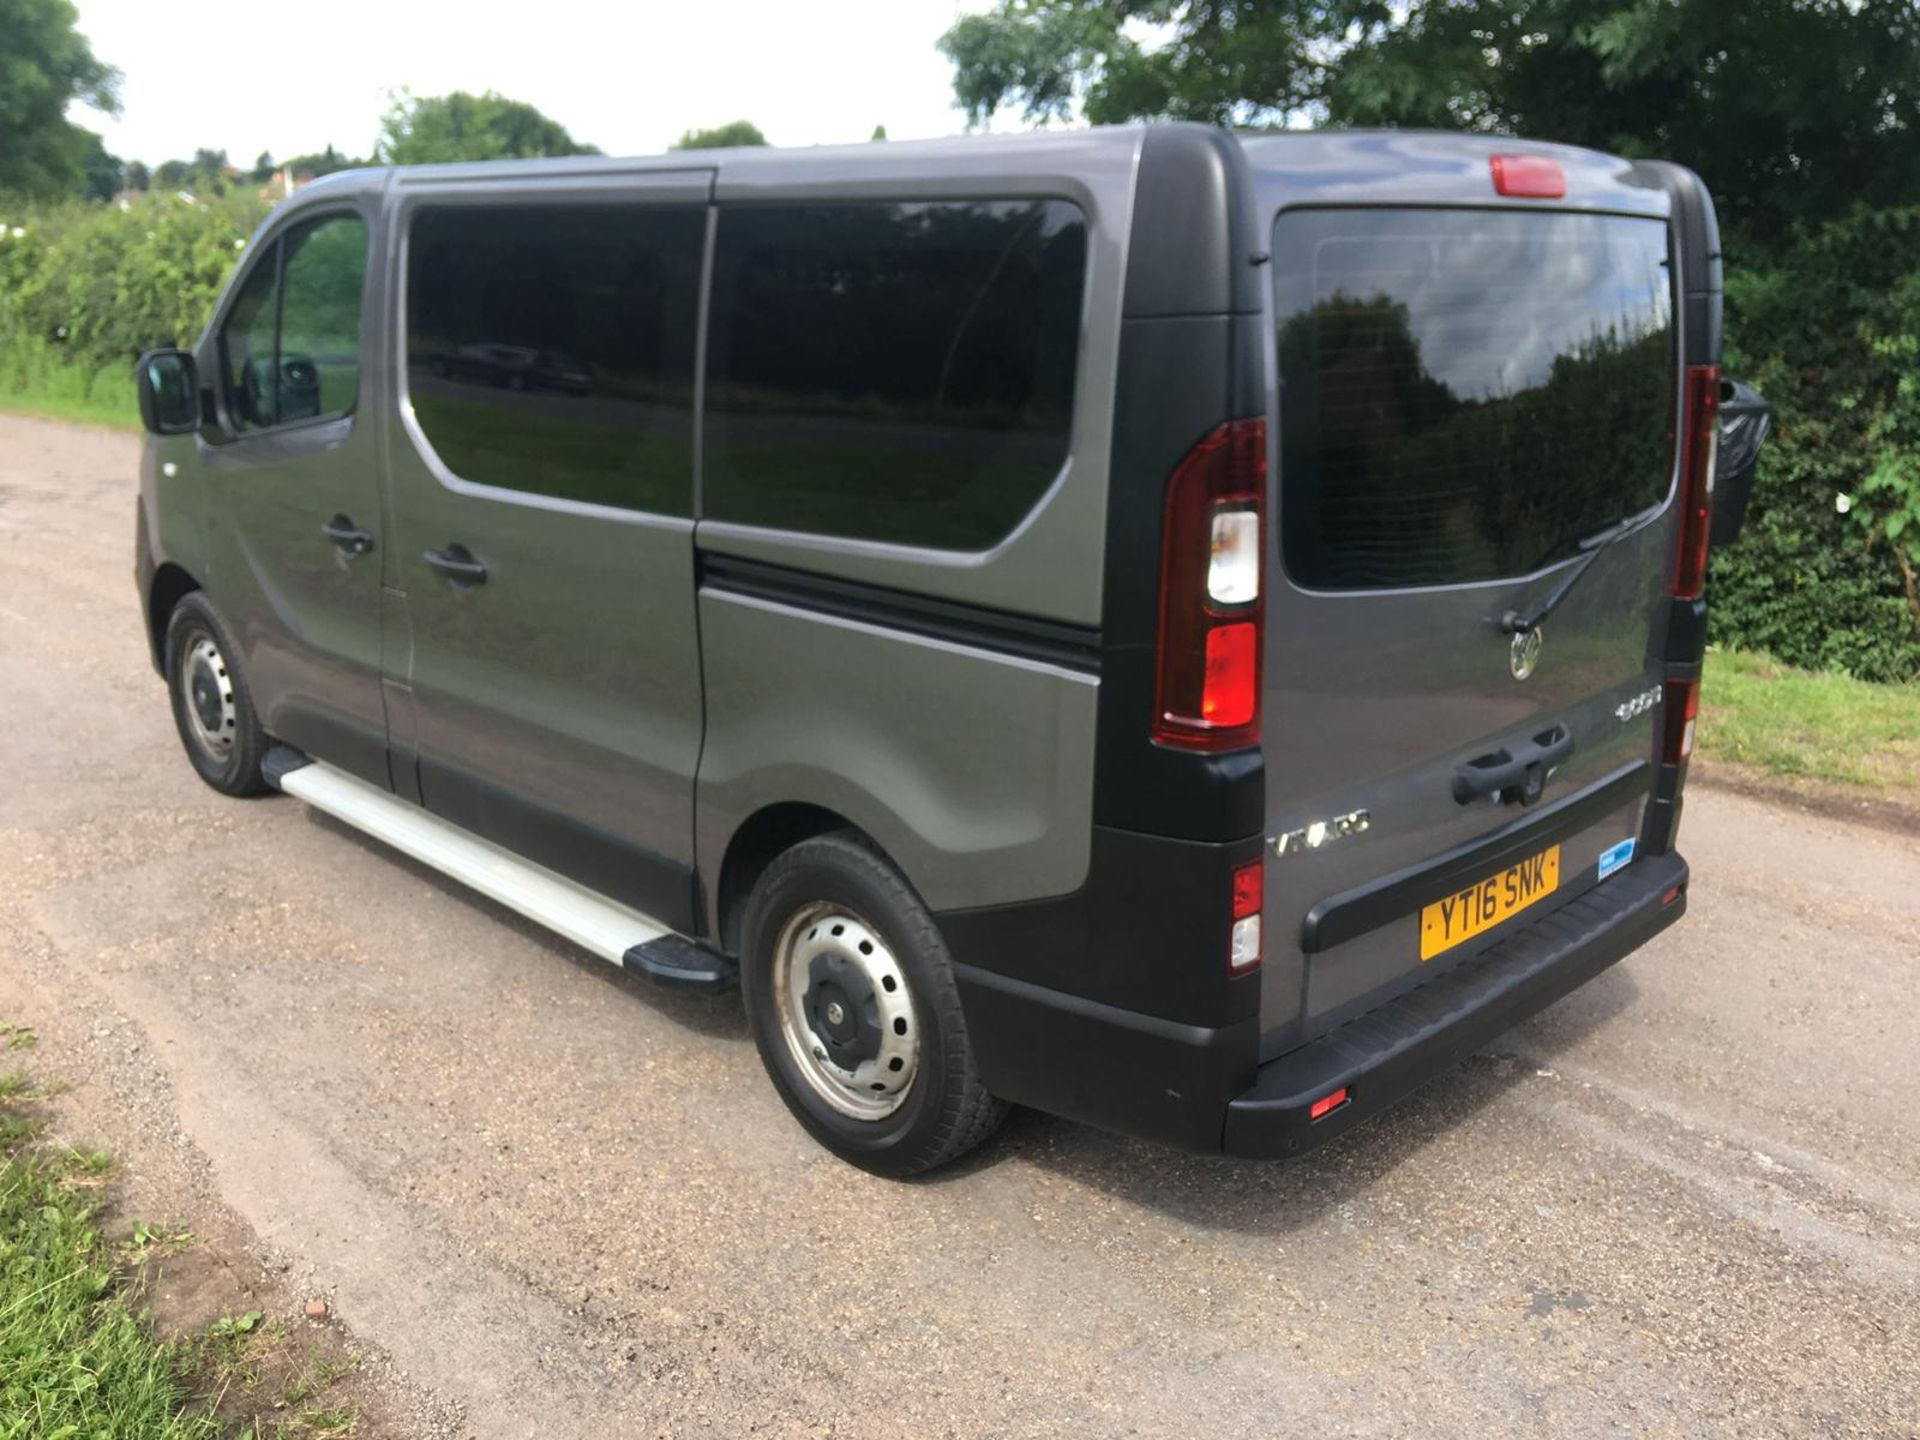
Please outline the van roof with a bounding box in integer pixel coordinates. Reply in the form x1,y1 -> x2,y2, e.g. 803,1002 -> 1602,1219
288,123 -> 1670,220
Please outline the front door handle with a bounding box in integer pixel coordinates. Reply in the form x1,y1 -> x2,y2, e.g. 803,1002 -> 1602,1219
1453,724 -> 1575,807
321,514 -> 374,556
423,543 -> 487,587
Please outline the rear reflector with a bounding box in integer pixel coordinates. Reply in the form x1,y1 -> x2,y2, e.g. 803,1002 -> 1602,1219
1490,154 -> 1566,199
1662,676 -> 1700,764
1153,419 -> 1267,750
1663,885 -> 1685,907
1674,364 -> 1723,599
1309,1087 -> 1350,1121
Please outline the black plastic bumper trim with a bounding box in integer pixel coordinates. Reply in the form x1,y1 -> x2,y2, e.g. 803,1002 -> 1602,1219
262,744 -> 313,792
954,962 -> 1257,1154
1301,760 -> 1650,954
1226,851 -> 1688,1158
623,933 -> 738,992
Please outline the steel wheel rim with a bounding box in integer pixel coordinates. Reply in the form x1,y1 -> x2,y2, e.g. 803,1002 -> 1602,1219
772,902 -> 919,1121
180,633 -> 237,762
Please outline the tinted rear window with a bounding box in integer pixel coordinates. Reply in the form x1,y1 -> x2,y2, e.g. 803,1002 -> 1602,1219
704,200 -> 1086,550
406,204 -> 704,515
1274,209 -> 1673,589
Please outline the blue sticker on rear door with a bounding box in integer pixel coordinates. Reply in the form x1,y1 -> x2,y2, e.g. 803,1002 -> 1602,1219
1597,837 -> 1636,881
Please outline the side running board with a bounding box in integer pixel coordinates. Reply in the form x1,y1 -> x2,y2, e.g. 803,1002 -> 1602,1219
264,748 -> 735,992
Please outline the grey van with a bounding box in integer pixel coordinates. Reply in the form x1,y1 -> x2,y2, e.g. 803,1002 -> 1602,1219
133,126 -> 1757,1175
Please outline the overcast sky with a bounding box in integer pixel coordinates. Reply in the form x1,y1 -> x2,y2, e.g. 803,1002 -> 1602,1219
70,0 -> 1005,167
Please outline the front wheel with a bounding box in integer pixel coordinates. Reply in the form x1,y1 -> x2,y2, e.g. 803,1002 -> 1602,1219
741,833 -> 1005,1176
164,592 -> 270,797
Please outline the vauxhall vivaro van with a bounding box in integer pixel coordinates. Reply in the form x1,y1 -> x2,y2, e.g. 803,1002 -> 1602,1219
134,126 -> 1754,1174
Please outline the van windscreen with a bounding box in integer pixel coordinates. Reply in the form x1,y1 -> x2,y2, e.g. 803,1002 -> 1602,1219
1274,208 -> 1673,590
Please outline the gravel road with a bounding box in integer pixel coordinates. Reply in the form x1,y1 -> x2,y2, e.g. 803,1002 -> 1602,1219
2,411 -> 1917,1438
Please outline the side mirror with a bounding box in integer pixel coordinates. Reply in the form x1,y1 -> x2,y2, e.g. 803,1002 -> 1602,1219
136,349 -> 200,435
1710,377 -> 1772,547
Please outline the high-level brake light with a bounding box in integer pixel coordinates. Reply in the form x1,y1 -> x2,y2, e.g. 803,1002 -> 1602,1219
1490,154 -> 1566,199
1153,419 -> 1267,751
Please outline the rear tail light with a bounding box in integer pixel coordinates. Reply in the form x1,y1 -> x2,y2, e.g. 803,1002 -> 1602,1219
1674,364 -> 1722,599
1663,676 -> 1700,764
1490,154 -> 1566,199
1229,857 -> 1262,974
1154,419 -> 1267,750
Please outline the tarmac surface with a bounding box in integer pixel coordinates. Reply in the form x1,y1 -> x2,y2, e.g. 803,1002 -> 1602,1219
2,412 -> 1916,1437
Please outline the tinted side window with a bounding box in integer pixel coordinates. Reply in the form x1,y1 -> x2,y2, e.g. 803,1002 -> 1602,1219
406,204 -> 705,516
221,253 -> 279,432
219,213 -> 368,432
704,201 -> 1087,549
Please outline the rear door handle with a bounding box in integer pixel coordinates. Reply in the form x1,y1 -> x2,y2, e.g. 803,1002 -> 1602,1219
321,514 -> 374,556
1453,724 -> 1575,807
423,543 -> 487,586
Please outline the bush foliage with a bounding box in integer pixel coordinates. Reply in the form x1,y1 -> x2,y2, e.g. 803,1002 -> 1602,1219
1714,206 -> 1920,682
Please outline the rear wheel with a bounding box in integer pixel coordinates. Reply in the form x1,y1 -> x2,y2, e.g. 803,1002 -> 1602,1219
164,593 -> 270,797
741,833 -> 1005,1176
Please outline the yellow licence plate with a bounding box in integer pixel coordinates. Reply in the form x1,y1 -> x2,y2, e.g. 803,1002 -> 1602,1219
1419,845 -> 1561,961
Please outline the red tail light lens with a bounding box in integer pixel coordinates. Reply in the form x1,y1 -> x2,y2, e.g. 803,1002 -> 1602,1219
1153,419 -> 1266,750
1674,364 -> 1722,599
1663,676 -> 1700,764
1490,154 -> 1566,199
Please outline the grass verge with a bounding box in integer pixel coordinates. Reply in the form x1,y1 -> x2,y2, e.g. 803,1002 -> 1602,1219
1699,648 -> 1920,791
1,1052 -> 216,1437
0,1027 -> 362,1438
0,342 -> 140,431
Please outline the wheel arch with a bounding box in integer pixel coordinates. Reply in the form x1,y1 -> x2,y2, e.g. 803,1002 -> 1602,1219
147,562 -> 203,676
713,802 -> 883,956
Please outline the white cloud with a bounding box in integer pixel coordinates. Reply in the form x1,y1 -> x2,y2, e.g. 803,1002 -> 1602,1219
70,0 -> 999,166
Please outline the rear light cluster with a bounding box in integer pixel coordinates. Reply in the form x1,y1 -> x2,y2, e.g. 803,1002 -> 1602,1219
1663,676 -> 1700,765
1674,364 -> 1722,600
1229,857 -> 1262,974
1153,419 -> 1267,750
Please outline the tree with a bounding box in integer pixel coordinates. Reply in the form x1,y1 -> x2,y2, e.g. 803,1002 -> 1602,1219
125,159 -> 151,192
870,124 -> 889,141
282,146 -> 364,180
671,120 -> 768,150
941,0 -> 1920,247
377,90 -> 599,164
0,0 -> 121,200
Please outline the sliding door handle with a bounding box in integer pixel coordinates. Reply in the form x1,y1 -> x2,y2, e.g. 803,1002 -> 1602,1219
321,514 -> 374,556
423,543 -> 487,586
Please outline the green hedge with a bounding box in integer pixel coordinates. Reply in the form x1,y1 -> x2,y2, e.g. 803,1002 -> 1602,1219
0,191 -> 267,420
2,189 -> 1916,681
1715,207 -> 1920,683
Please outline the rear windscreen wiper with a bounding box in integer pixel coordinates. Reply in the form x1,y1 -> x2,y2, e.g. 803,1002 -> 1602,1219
1499,504 -> 1663,635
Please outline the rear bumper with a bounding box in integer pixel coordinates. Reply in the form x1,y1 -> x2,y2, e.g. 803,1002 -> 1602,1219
951,850 -> 1686,1157
1222,851 -> 1688,1157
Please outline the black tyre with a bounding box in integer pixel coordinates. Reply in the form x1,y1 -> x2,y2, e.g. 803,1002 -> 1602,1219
164,592 -> 270,797
741,832 -> 1006,1177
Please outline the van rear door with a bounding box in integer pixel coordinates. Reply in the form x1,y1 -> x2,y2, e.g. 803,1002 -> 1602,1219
1258,198 -> 1684,1056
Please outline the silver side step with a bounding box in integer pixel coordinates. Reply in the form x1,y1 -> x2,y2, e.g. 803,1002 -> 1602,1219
271,753 -> 733,989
